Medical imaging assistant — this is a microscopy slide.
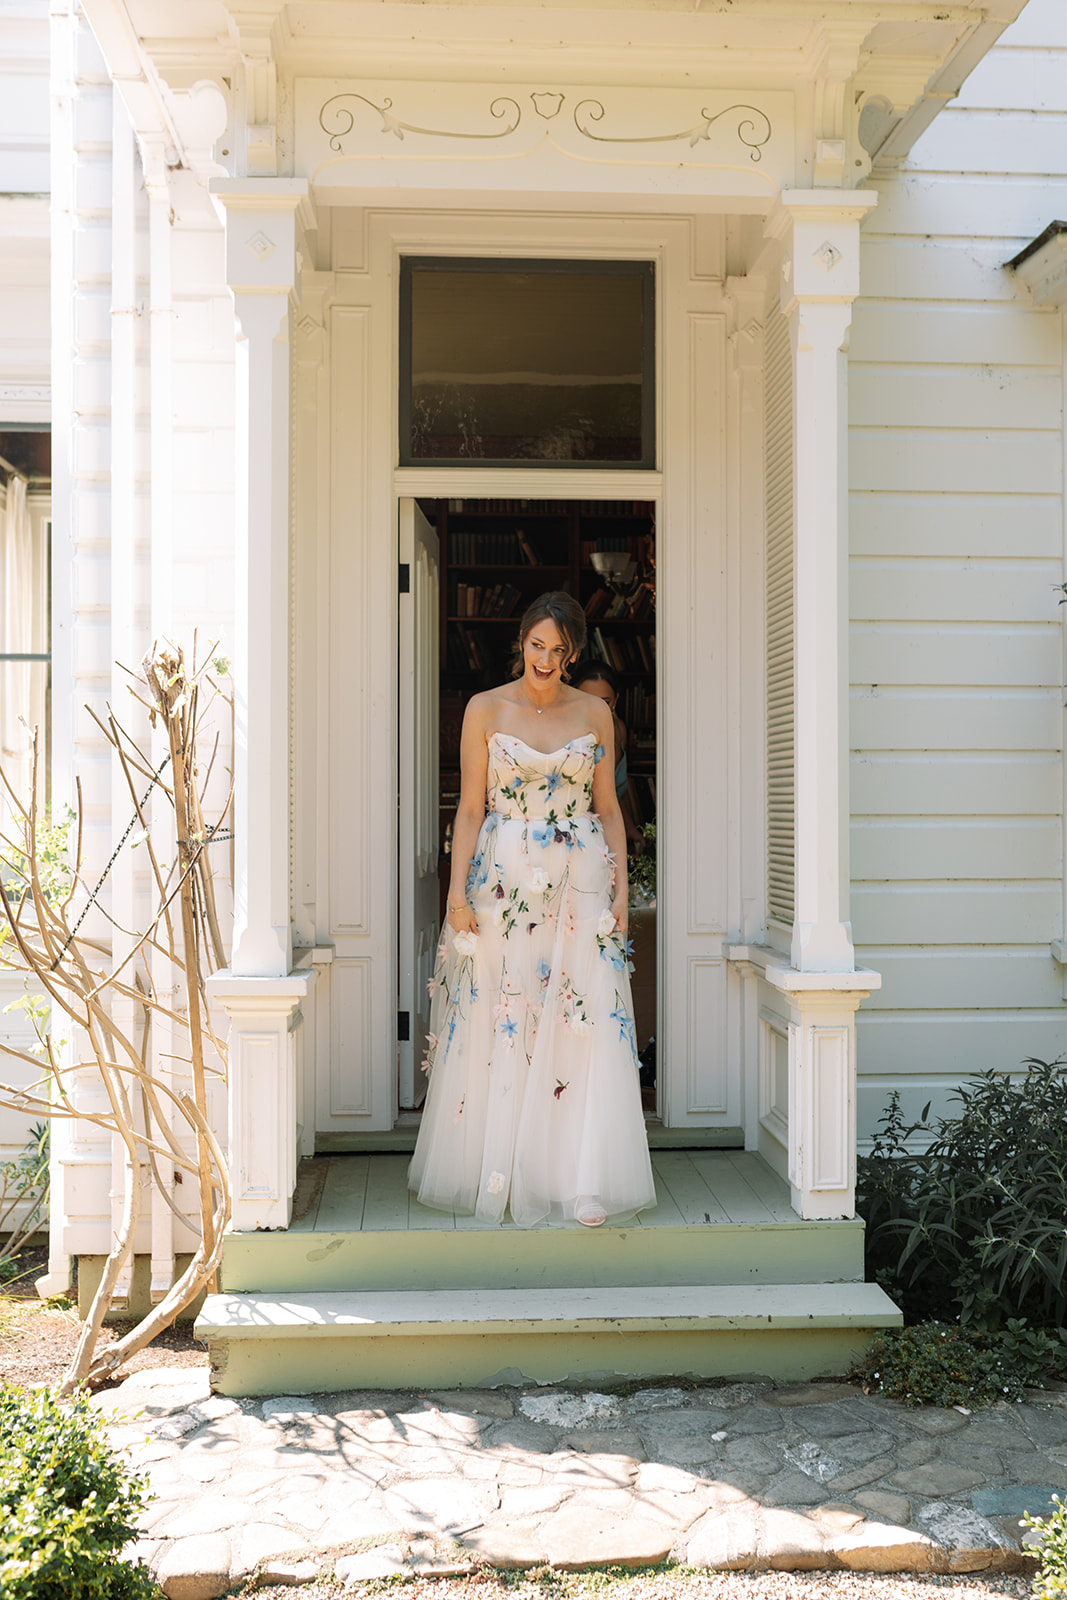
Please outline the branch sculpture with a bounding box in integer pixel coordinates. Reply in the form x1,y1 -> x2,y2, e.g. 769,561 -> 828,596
0,640 -> 232,1392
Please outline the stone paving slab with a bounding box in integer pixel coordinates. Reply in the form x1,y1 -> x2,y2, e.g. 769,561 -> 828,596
98,1367 -> 1067,1597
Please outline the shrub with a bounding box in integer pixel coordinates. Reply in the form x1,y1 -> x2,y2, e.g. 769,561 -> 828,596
1026,1495 -> 1067,1600
0,1122 -> 49,1280
856,1058 -> 1067,1330
0,1384 -> 159,1598
849,1320 -> 1067,1409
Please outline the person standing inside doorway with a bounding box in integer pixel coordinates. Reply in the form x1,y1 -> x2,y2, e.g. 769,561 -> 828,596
409,591 -> 655,1228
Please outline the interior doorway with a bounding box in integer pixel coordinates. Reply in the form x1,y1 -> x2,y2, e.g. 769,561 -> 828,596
398,495 -> 658,1116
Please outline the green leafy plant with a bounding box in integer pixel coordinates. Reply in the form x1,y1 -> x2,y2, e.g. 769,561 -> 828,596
0,1383 -> 159,1597
1025,1495 -> 1067,1600
856,1059 -> 1067,1330
0,806 -> 75,909
0,1121 -> 48,1280
849,1320 -> 1067,1409
628,822 -> 656,905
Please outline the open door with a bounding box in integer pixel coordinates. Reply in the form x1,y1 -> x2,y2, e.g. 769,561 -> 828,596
398,500 -> 440,1110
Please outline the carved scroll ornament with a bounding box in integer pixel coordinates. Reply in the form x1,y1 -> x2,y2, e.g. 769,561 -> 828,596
318,89 -> 773,163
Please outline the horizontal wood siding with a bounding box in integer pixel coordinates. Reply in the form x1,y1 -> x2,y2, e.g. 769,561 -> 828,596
851,0 -> 1067,1138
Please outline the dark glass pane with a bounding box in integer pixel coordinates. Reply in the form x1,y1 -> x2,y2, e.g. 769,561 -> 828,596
402,261 -> 652,466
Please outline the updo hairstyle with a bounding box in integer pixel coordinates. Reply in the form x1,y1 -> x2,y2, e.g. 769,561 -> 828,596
571,658 -> 621,698
511,591 -> 588,680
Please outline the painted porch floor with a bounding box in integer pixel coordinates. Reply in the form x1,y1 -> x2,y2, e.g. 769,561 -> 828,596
208,1150 -> 888,1391
289,1148 -> 798,1234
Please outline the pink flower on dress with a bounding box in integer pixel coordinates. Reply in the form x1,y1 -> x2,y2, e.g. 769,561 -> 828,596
553,1079 -> 568,1100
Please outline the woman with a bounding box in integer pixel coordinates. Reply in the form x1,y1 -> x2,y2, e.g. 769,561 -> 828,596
408,591 -> 655,1228
571,658 -> 644,852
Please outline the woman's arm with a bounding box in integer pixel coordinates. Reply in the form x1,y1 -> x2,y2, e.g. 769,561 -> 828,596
446,697 -> 491,935
591,702 -> 629,936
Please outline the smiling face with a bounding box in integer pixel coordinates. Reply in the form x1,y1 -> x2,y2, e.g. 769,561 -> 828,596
521,616 -> 572,691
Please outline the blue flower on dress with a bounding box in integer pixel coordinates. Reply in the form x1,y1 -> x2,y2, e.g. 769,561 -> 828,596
542,771 -> 562,796
500,1016 -> 518,1040
531,822 -> 555,848
593,744 -> 606,765
599,939 -> 626,971
610,1005 -> 638,1064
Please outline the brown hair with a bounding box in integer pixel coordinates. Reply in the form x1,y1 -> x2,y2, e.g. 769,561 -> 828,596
511,591 -> 588,680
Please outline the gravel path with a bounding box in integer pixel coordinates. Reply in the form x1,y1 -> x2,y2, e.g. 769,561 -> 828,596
224,1572 -> 1036,1598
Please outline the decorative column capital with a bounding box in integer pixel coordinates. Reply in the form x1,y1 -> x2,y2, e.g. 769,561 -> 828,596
209,179 -> 315,300
765,189 -> 878,308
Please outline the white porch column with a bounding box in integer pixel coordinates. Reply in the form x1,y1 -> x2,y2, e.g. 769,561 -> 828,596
208,179 -> 314,1230
766,190 -> 877,975
757,190 -> 881,1218
767,967 -> 876,1218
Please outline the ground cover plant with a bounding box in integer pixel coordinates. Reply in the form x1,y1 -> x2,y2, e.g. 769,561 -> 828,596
848,1320 -> 1067,1408
0,1383 -> 159,1598
1026,1495 -> 1067,1600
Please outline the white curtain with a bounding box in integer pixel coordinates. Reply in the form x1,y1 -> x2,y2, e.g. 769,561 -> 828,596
1,473 -> 35,825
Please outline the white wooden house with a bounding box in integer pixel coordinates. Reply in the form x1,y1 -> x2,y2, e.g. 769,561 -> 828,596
1,0 -> 1064,1391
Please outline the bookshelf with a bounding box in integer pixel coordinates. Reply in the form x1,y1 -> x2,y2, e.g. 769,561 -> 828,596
428,497 -> 657,912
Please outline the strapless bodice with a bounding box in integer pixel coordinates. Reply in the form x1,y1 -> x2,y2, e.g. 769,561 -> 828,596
485,731 -> 602,822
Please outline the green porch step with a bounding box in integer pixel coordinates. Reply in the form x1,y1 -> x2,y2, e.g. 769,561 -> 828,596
219,1217 -> 866,1295
197,1281 -> 902,1395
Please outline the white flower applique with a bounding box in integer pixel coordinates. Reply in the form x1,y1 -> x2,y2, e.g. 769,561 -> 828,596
527,865 -> 549,894
454,929 -> 478,957
596,910 -> 617,938
486,1171 -> 506,1195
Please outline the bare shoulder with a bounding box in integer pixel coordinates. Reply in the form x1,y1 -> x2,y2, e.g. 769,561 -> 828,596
564,685 -> 612,740
464,686 -> 511,737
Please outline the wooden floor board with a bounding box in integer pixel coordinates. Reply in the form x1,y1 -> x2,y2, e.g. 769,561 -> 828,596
293,1151 -> 811,1235
312,1155 -> 371,1231
650,1151 -> 732,1226
636,1167 -> 686,1227
358,1153 -> 412,1232
689,1153 -> 776,1225
724,1149 -> 795,1221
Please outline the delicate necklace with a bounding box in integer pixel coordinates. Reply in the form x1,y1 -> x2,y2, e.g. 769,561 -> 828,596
524,684 -> 555,716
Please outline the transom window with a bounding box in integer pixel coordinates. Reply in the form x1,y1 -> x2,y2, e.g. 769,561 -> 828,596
399,258 -> 655,468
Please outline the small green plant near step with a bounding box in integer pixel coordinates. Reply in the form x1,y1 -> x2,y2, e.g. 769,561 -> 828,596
0,1384 -> 160,1598
1025,1495 -> 1067,1600
848,1320 -> 1067,1408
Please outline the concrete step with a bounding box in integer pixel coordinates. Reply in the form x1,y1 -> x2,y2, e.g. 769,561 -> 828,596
197,1281 -> 902,1395
219,1216 -> 867,1294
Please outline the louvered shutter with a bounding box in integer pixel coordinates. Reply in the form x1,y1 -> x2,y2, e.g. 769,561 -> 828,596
764,302 -> 795,928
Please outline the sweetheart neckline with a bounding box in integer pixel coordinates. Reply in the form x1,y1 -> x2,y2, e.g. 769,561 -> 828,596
489,730 -> 597,760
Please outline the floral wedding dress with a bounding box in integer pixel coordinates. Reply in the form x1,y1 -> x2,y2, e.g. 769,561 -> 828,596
408,730 -> 656,1227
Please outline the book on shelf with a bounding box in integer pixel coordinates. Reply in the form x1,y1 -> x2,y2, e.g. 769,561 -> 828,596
515,528 -> 539,566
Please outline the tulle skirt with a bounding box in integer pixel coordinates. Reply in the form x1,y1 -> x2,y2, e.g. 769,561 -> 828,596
408,810 -> 656,1227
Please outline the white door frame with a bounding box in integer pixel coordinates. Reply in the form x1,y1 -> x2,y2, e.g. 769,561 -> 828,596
315,207 -> 757,1137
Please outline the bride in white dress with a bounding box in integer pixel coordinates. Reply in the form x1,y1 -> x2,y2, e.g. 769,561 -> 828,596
408,591 -> 656,1228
